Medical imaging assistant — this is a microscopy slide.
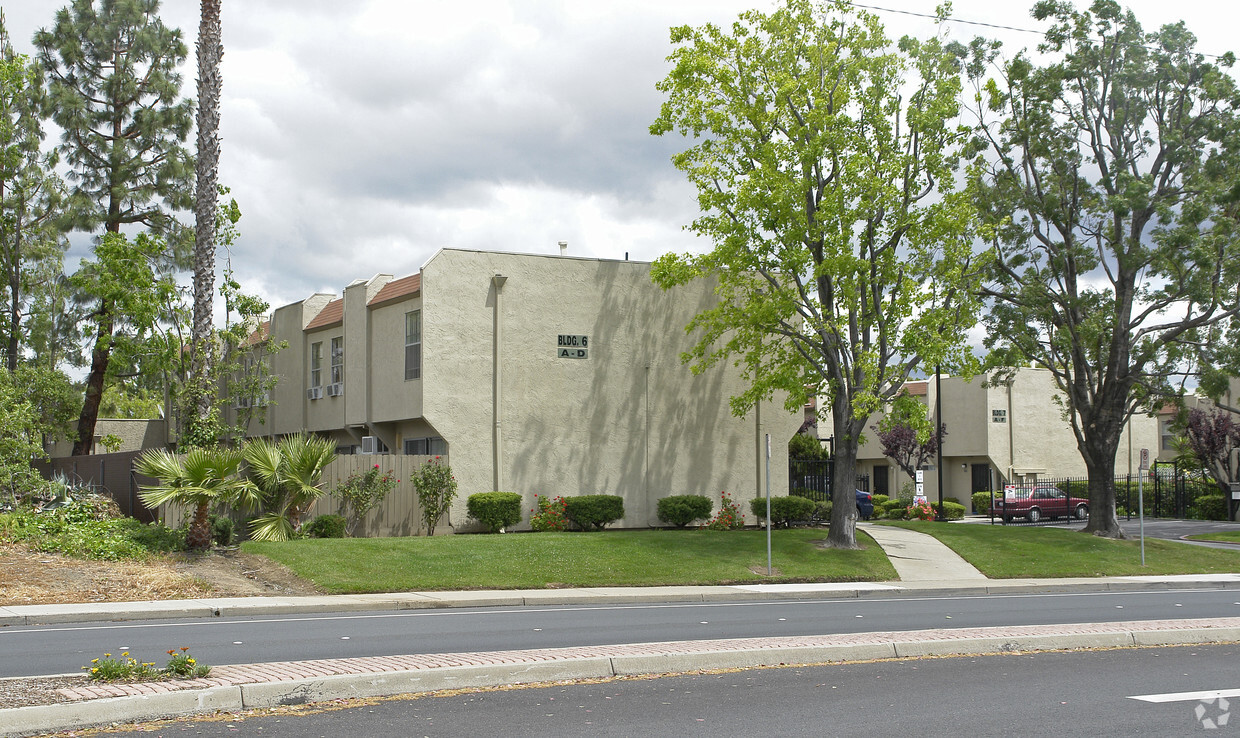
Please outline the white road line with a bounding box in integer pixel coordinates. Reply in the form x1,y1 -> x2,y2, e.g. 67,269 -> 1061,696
1129,689 -> 1240,703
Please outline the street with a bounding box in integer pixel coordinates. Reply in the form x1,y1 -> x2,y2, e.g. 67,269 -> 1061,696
83,643 -> 1240,737
4,588 -> 1240,678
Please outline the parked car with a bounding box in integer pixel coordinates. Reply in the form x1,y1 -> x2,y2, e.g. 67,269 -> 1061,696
992,486 -> 1088,523
855,489 -> 873,520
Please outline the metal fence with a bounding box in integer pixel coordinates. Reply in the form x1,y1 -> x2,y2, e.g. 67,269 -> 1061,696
980,471 -> 1223,526
788,457 -> 869,503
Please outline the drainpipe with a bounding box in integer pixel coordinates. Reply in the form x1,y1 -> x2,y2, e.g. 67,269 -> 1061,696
492,274 -> 507,493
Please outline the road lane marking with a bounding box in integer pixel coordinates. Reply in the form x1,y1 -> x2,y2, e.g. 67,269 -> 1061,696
1129,689 -> 1240,703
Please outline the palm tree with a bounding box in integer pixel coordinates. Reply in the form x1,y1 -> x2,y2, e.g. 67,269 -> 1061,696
136,446 -> 252,550
243,434 -> 335,541
188,0 -> 223,434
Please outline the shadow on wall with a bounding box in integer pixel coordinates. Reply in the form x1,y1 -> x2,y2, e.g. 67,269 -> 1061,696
505,262 -> 740,526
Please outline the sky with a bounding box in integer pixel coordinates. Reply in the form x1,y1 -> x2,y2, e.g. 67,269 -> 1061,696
3,0 -> 1237,315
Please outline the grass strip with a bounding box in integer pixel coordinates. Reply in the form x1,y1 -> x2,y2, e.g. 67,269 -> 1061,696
881,521 -> 1240,578
1184,531 -> 1240,544
242,528 -> 897,593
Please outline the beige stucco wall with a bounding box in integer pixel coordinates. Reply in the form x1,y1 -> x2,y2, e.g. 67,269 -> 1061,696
419,249 -> 800,530
233,248 -> 801,531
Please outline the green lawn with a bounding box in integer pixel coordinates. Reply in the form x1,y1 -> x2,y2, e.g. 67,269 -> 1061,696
881,521 -> 1240,577
1185,531 -> 1240,544
242,529 -> 897,593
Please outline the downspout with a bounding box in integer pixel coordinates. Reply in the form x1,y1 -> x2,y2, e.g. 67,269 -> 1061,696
492,274 -> 508,493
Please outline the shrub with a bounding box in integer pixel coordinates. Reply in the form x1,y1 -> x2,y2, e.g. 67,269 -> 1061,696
209,514 -> 234,546
304,514 -> 347,539
906,501 -> 935,521
657,495 -> 713,528
814,500 -> 832,521
749,495 -> 815,526
880,499 -> 907,517
564,494 -> 624,531
789,487 -> 817,500
1188,494 -> 1228,521
870,494 -> 889,508
529,494 -> 568,532
336,464 -> 399,536
411,456 -> 458,535
972,491 -> 995,514
119,518 -> 186,553
467,492 -> 523,533
933,501 -> 966,520
702,491 -> 745,530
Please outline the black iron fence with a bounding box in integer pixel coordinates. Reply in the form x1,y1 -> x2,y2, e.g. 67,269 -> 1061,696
788,457 -> 869,503
981,469 -> 1227,526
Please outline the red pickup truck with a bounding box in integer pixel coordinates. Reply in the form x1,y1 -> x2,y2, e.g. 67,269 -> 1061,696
992,486 -> 1089,523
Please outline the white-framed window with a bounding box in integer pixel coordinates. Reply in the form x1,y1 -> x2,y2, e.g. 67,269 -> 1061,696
330,336 -> 344,385
310,341 -> 322,388
405,310 -> 421,380
403,436 -> 446,455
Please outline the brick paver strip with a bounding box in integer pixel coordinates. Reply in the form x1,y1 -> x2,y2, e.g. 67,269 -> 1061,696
57,617 -> 1240,702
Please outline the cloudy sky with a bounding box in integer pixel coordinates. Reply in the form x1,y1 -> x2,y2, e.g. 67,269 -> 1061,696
4,0 -> 1236,314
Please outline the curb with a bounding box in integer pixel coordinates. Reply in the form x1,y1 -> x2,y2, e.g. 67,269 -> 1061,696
3,619 -> 1240,737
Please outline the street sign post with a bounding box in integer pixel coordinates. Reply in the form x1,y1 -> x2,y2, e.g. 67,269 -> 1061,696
1138,448 -> 1148,566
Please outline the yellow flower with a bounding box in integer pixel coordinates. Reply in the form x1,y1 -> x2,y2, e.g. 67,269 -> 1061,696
103,653 -> 111,658
91,659 -> 99,663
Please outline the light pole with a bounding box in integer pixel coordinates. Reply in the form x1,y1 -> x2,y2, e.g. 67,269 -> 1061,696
935,364 -> 946,522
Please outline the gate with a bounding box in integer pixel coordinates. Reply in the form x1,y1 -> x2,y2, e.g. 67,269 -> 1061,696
1152,461 -> 1188,518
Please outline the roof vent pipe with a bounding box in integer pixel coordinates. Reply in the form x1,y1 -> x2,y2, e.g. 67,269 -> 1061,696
558,240 -> 568,256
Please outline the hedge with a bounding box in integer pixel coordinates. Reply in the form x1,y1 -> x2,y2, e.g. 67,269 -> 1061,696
657,495 -> 713,528
972,491 -> 995,514
466,492 -> 524,533
749,495 -> 815,526
564,495 -> 625,531
304,514 -> 346,539
932,501 -> 967,520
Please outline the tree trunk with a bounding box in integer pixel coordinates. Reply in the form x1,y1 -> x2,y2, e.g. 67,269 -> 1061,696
187,500 -> 212,550
1079,431 -> 1126,538
71,306 -> 113,456
190,0 -> 223,430
825,392 -> 862,549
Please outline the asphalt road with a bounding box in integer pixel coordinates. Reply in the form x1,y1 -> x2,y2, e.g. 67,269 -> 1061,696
4,588 -> 1240,678
963,516 -> 1240,549
89,643 -> 1240,737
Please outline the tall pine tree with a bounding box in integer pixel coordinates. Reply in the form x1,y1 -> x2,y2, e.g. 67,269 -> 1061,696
36,0 -> 193,455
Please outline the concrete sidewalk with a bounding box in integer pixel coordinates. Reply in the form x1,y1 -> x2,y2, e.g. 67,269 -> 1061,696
858,522 -> 988,581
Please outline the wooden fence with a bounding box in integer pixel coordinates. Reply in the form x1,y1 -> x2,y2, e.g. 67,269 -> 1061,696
152,454 -> 444,538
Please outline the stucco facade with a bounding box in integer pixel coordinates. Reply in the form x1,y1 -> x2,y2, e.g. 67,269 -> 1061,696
854,369 -> 1168,505
228,248 -> 801,531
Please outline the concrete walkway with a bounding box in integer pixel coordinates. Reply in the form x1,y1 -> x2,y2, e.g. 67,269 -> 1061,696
859,522 -> 988,581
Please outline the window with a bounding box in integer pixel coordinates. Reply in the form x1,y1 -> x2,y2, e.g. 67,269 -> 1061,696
330,337 -> 344,385
405,310 -> 421,380
310,341 -> 322,388
404,436 -> 446,455
1160,419 -> 1175,451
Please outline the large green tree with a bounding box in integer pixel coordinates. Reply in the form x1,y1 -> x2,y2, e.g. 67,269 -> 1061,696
36,0 -> 193,455
966,0 -> 1240,537
0,12 -> 67,373
651,0 -> 984,548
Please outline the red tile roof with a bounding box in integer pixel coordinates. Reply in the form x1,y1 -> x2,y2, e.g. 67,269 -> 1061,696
369,274 -> 420,307
240,321 -> 270,348
305,298 -> 343,331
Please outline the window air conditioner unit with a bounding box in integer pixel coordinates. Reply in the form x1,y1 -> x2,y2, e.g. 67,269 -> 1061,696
235,396 -> 251,409
327,382 -> 344,397
361,436 -> 377,455
307,387 -> 323,400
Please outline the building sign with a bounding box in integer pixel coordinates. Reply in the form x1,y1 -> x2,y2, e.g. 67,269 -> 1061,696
992,409 -> 1007,423
557,334 -> 588,359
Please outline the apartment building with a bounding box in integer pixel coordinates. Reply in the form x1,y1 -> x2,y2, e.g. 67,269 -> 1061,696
854,369 -> 1172,504
227,248 -> 802,530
